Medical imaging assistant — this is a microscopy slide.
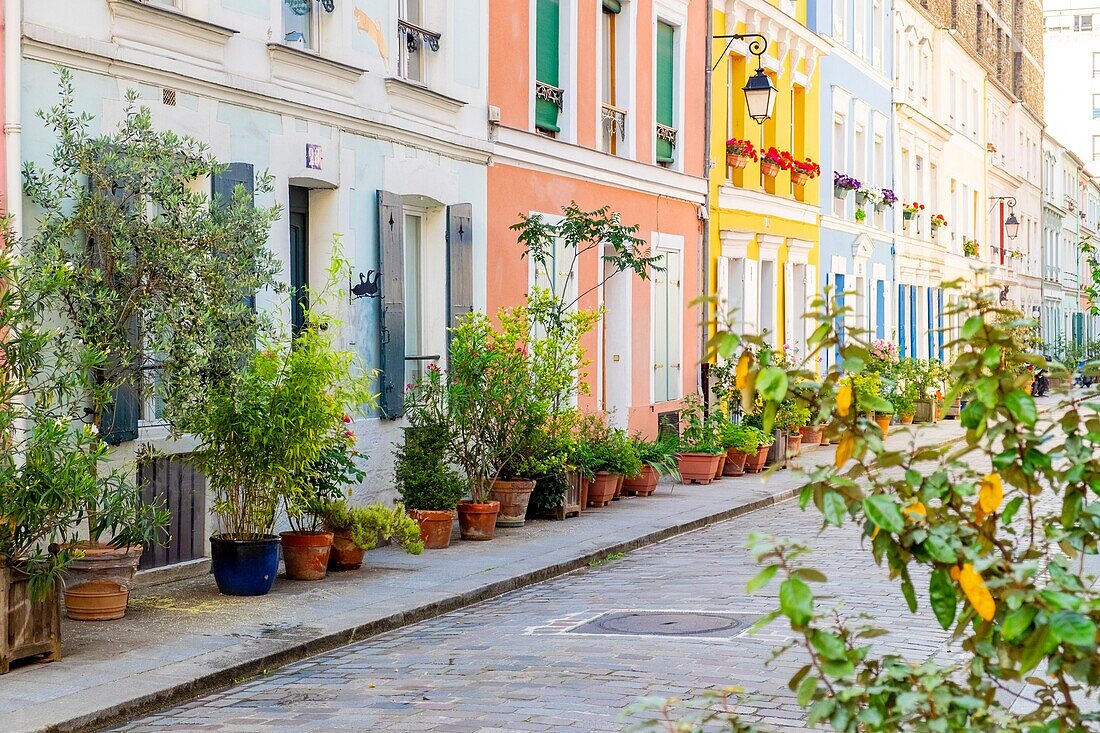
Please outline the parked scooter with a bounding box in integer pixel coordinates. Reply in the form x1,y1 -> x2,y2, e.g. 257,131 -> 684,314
1032,366 -> 1049,397
1076,360 -> 1095,389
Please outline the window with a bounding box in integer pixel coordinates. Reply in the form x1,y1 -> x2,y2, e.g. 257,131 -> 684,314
948,71 -> 956,125
404,212 -> 423,387
1093,136 -> 1100,160
833,116 -> 846,217
602,2 -> 625,155
145,0 -> 180,7
655,21 -> 676,165
872,0 -> 883,66
834,0 -> 847,40
1093,52 -> 1100,76
398,0 -> 425,83
1076,14 -> 1093,31
652,244 -> 682,403
854,0 -> 866,53
759,259 -> 777,346
282,0 -> 316,51
1093,94 -> 1100,119
971,89 -> 978,138
535,0 -> 562,134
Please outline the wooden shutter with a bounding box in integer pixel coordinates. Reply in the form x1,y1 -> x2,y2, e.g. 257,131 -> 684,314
211,163 -> 256,310
656,21 -> 675,163
898,284 -> 907,357
535,0 -> 561,133
715,256 -> 729,360
783,262 -> 795,351
378,191 -> 406,419
803,264 -> 817,353
447,203 -> 474,354
743,259 -> 759,334
937,288 -> 945,359
667,250 -> 682,400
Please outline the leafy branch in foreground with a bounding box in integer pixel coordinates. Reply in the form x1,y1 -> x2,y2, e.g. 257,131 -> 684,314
629,284 -> 1100,731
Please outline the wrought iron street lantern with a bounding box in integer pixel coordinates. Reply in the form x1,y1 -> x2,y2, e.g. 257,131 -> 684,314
714,33 -> 775,124
1004,211 -> 1020,240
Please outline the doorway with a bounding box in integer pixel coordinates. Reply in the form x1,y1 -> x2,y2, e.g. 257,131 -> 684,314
289,186 -> 309,333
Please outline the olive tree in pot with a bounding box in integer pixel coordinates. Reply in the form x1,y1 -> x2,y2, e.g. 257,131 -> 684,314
188,255 -> 372,594
21,71 -> 279,617
398,366 -> 467,549
319,500 -> 423,571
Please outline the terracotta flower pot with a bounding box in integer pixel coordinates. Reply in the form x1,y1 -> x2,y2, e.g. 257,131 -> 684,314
875,414 -> 892,437
787,433 -> 803,455
612,473 -> 625,500
280,531 -> 333,581
489,478 -> 536,527
726,153 -> 750,169
622,465 -> 660,496
900,414 -> 915,425
588,472 -> 618,507
724,448 -> 748,476
678,452 -> 720,485
791,171 -> 809,186
457,501 -> 500,541
745,445 -> 770,473
63,544 -> 143,622
819,429 -> 830,446
411,509 -> 455,550
327,528 -> 366,571
713,454 -> 727,479
799,425 -> 822,447
760,160 -> 781,177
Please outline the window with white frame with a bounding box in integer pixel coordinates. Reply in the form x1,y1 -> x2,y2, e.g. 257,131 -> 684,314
398,0 -> 429,83
601,2 -> 629,155
651,243 -> 682,403
872,0 -> 883,66
282,0 -> 317,51
759,259 -> 778,346
834,0 -> 848,41
971,89 -> 978,138
854,0 -> 866,54
833,115 -> 847,217
145,0 -> 181,7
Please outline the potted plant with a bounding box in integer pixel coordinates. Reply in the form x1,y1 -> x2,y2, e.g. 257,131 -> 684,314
745,427 -> 774,473
622,435 -> 679,495
399,366 -> 467,549
855,208 -> 867,223
760,147 -> 793,178
880,188 -> 898,211
776,401 -> 810,456
903,201 -> 924,221
281,422 -> 365,581
189,258 -> 373,596
856,186 -> 885,210
789,157 -> 821,186
833,172 -> 860,199
676,395 -> 724,484
606,427 -> 643,498
572,415 -> 619,507
446,310 -> 544,540
894,384 -> 917,424
725,138 -> 758,169
23,71 -> 281,618
963,238 -> 980,257
930,214 -> 947,234
721,423 -> 760,477
319,500 -> 423,571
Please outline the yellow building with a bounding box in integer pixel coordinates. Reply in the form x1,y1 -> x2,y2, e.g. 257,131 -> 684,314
709,0 -> 828,364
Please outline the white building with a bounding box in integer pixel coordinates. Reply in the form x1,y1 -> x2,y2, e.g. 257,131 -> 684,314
17,0 -> 491,569
1045,1 -> 1100,174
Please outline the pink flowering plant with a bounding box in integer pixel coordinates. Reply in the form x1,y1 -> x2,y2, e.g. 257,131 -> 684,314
870,339 -> 900,364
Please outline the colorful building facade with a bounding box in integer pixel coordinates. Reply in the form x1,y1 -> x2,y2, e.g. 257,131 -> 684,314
488,0 -> 708,435
709,0 -> 827,366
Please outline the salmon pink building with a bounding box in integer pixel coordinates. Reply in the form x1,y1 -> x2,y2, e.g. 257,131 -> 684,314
488,0 -> 708,436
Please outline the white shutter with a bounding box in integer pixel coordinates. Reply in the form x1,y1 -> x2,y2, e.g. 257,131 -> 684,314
744,259 -> 759,336
716,256 -> 730,363
803,264 -> 817,350
783,262 -> 795,351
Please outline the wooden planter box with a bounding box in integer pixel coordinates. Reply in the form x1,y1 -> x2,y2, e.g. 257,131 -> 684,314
944,398 -> 962,419
765,430 -> 788,468
550,470 -> 584,521
913,399 -> 938,424
1,565 -> 61,674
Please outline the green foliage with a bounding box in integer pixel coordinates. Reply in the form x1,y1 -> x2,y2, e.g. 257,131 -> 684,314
285,426 -> 365,533
319,499 -> 423,555
398,367 -> 467,512
776,401 -> 811,433
652,283 -> 1100,731
632,434 -> 680,477
721,422 -> 764,453
189,254 -> 373,538
678,393 -> 724,453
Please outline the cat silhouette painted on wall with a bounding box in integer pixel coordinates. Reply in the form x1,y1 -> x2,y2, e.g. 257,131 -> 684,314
352,270 -> 381,299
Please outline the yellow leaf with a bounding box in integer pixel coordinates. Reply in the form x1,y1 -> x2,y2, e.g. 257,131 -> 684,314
836,383 -> 853,417
978,472 -> 1003,514
735,351 -> 752,390
871,526 -> 880,539
958,563 -> 996,622
903,501 -> 926,523
835,434 -> 855,468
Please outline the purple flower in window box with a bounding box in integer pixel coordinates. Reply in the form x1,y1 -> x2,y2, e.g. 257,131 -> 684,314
833,172 -> 861,199
881,188 -> 898,206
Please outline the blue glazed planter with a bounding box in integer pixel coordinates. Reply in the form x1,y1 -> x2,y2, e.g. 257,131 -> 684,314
209,535 -> 280,596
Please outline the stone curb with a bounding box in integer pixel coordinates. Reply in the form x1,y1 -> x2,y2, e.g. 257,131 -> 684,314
54,485 -> 802,733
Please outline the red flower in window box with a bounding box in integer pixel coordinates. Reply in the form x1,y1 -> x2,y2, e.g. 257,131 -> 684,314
789,157 -> 821,185
759,147 -> 793,178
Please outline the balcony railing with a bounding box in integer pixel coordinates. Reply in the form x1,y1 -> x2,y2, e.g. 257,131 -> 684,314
535,80 -> 564,110
601,104 -> 627,142
656,123 -> 677,149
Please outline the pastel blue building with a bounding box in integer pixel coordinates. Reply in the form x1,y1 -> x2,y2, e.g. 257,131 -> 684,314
807,0 -> 896,365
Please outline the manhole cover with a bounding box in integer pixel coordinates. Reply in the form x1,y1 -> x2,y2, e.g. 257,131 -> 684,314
568,610 -> 758,639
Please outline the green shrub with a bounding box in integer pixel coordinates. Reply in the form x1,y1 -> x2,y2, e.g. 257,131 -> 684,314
320,499 -> 423,555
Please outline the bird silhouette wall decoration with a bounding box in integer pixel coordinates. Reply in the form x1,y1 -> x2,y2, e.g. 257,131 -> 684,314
351,270 -> 380,299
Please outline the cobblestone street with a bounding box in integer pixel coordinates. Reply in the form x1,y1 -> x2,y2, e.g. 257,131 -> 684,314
112,495 -> 954,733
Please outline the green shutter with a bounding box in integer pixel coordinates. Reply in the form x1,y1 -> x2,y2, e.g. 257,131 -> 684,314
656,21 -> 675,163
535,0 -> 561,133
603,0 -> 622,12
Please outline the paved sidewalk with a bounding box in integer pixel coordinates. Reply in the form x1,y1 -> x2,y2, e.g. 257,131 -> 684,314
1,420 -> 965,733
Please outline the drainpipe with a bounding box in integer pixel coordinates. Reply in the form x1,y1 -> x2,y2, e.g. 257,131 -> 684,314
4,0 -> 21,241
701,0 -> 713,399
